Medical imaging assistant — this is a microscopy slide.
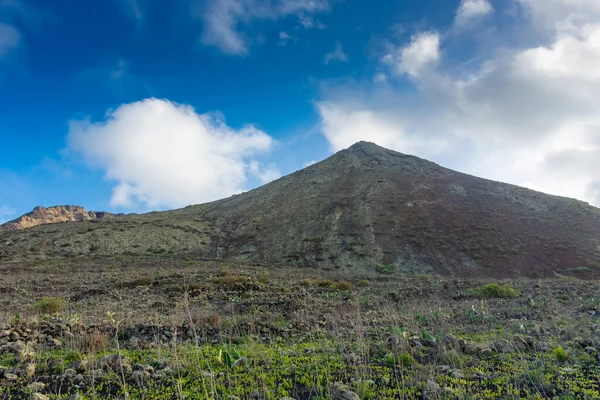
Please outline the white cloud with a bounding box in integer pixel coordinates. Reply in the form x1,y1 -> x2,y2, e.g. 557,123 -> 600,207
279,30 -> 294,45
303,160 -> 317,167
455,0 -> 494,27
199,0 -> 329,55
383,32 -> 441,77
317,101 -> 451,155
317,0 -> 600,206
0,204 -> 16,224
248,161 -> 281,183
324,41 -> 348,64
68,98 -> 277,209
373,73 -> 387,83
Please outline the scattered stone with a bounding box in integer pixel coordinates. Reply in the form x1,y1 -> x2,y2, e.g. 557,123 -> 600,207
69,359 -> 89,373
132,370 -> 151,381
32,393 -> 49,400
4,372 -> 18,381
27,382 -> 45,392
200,370 -> 215,379
100,354 -> 132,372
69,393 -> 83,400
451,369 -> 465,379
425,379 -> 440,393
23,362 -> 36,378
330,382 -> 360,400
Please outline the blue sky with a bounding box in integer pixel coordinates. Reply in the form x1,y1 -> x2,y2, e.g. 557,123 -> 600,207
1,0 -> 600,222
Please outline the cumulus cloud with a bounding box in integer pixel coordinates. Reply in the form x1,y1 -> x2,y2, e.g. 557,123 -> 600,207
248,161 -> 281,183
317,0 -> 600,206
324,41 -> 348,64
0,204 -> 16,224
68,98 -> 278,209
199,0 -> 329,55
383,32 -> 440,77
455,0 -> 493,27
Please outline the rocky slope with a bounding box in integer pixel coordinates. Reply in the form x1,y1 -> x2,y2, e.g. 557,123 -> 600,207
1,142 -> 599,278
0,205 -> 113,231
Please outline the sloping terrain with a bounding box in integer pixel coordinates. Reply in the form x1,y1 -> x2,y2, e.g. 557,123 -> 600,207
1,142 -> 599,277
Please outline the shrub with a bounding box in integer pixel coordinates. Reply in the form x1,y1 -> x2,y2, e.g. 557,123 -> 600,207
300,278 -> 313,287
85,330 -> 108,353
470,283 -> 520,299
32,297 -> 66,314
130,277 -> 154,287
586,261 -> 600,269
204,314 -> 221,328
553,346 -> 569,362
398,352 -> 414,367
332,281 -> 354,291
376,264 -> 395,274
441,349 -> 465,367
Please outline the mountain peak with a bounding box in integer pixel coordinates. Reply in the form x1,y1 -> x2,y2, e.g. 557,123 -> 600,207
0,205 -> 114,231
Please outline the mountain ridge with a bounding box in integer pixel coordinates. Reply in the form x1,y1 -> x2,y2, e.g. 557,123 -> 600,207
1,142 -> 599,278
0,205 -> 118,231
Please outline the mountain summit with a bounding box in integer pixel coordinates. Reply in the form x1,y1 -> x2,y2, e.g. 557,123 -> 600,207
1,142 -> 599,278
0,205 -> 114,231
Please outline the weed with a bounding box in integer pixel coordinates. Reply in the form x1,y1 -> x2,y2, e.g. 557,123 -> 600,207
32,297 -> 66,314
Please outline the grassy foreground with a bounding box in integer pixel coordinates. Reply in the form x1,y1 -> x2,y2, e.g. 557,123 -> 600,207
0,258 -> 599,399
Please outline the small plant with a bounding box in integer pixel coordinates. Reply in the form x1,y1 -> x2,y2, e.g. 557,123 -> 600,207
376,264 -> 395,274
204,313 -> 221,327
32,297 -> 66,314
441,349 -> 465,367
212,275 -> 250,286
553,346 -> 569,362
332,281 -> 354,291
217,347 -> 243,368
470,283 -> 520,298
85,329 -> 109,353
398,352 -> 414,367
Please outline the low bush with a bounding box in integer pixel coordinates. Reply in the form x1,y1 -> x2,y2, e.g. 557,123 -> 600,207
32,297 -> 66,314
470,283 -> 520,298
554,346 -> 569,362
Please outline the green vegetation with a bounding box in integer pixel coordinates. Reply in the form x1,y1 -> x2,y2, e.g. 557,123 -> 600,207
0,259 -> 599,399
553,346 -> 570,362
31,297 -> 66,314
469,283 -> 520,298
376,264 -> 395,274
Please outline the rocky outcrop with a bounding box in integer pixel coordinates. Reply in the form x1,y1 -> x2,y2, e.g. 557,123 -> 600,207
0,206 -> 112,231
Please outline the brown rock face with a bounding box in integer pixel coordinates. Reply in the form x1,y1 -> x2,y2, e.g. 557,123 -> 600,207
0,206 -> 111,231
